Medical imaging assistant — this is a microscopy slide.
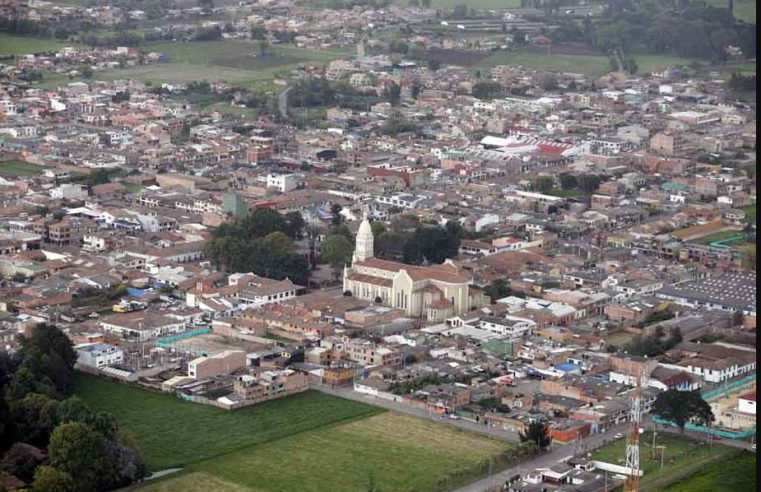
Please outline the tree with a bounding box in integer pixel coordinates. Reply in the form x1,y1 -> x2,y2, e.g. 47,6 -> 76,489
321,235 -> 354,279
421,0 -> 432,7
652,390 -> 714,435
9,394 -> 60,447
452,4 -> 468,18
330,204 -> 344,227
262,232 -> 295,256
385,83 -> 402,106
1,443 -> 42,483
578,174 -> 603,194
539,74 -> 559,91
472,81 -> 503,100
258,39 -> 271,58
7,366 -> 56,402
532,176 -> 554,194
48,422 -> 102,492
11,273 -> 28,283
559,173 -> 579,190
742,244 -> 756,271
32,466 -> 75,492
197,0 -> 215,12
283,212 -> 306,239
403,226 -> 460,265
520,421 -> 552,450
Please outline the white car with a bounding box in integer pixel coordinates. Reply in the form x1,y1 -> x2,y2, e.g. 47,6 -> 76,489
615,433 -> 625,439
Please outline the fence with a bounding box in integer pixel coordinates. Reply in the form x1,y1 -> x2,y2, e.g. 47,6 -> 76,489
652,415 -> 757,439
702,374 -> 756,401
156,328 -> 212,349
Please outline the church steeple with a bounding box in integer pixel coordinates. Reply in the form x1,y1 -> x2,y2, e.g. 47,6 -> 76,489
353,212 -> 374,264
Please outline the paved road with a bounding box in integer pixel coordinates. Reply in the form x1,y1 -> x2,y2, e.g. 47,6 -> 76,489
318,387 -> 756,492
452,423 -> 632,492
316,386 -> 522,443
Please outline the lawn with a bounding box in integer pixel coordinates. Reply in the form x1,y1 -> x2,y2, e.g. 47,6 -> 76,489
660,452 -> 757,492
743,204 -> 757,224
136,412 -> 517,492
476,51 -> 611,76
0,160 -> 45,177
78,374 -> 518,492
0,34 -> 77,56
592,431 -> 744,492
74,374 -> 381,470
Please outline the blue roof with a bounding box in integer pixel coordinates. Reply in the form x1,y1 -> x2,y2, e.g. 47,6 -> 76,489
556,363 -> 581,372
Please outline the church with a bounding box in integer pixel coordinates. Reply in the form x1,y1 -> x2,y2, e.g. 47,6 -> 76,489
343,215 -> 488,322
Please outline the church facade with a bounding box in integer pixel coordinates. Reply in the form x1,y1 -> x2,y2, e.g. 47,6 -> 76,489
343,216 -> 488,322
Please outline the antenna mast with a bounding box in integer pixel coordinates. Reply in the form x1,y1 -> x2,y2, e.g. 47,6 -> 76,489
624,369 -> 648,492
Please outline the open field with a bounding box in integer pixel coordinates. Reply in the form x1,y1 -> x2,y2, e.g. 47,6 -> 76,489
592,431 -> 744,491
633,54 -> 699,73
390,0 -> 521,8
98,41 -> 344,87
78,374 -> 517,492
0,34 -> 77,56
135,412 -> 517,492
476,51 -> 611,75
705,0 -> 757,23
660,452 -> 757,492
606,331 -> 638,347
475,48 -> 708,76
0,160 -> 45,177
74,374 -> 381,470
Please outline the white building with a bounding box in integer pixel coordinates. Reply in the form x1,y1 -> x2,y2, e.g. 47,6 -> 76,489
267,174 -> 298,193
76,342 -> 124,369
50,184 -> 88,201
738,392 -> 756,415
478,315 -> 536,338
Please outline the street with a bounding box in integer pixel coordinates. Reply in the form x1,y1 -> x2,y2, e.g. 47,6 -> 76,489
450,422 -> 632,492
316,385 -> 522,442
317,386 -> 756,492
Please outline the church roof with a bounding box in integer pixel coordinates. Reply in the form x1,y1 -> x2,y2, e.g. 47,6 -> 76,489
356,258 -> 470,284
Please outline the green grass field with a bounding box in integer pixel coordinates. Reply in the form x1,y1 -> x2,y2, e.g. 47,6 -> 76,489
633,54 -> 700,73
74,375 -> 381,469
100,41 -> 343,87
0,34 -> 77,56
592,432 -> 747,491
704,0 -> 757,23
743,204 -> 757,224
660,452 -> 757,492
77,375 -> 517,492
0,160 -> 45,177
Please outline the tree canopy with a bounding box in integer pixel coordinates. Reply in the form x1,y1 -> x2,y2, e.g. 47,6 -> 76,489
652,389 -> 714,434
